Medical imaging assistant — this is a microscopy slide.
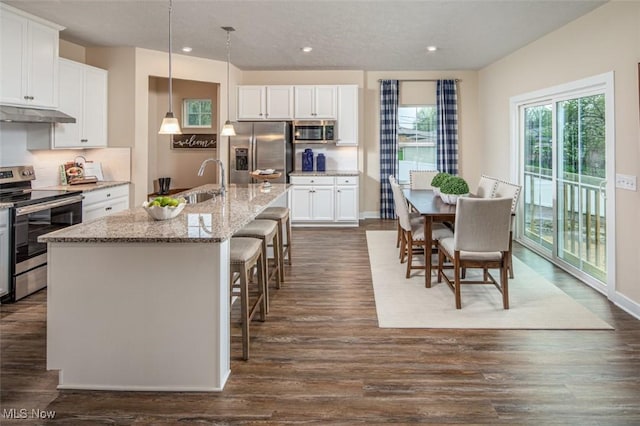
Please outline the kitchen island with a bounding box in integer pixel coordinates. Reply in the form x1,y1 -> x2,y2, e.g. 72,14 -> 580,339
39,183 -> 289,392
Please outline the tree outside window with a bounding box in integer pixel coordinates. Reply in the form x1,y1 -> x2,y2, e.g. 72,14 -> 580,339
397,106 -> 437,184
182,99 -> 212,128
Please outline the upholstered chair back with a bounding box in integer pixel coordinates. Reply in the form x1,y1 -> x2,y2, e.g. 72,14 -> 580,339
475,175 -> 499,198
453,197 -> 512,252
409,170 -> 439,190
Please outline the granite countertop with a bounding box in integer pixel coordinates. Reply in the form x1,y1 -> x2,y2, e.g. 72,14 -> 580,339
289,170 -> 359,177
37,181 -> 130,193
38,183 -> 289,244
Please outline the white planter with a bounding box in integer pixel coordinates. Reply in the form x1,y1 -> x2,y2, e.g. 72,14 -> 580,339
441,193 -> 469,205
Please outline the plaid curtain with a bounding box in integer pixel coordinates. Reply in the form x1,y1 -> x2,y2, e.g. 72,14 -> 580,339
436,80 -> 458,175
379,80 -> 399,219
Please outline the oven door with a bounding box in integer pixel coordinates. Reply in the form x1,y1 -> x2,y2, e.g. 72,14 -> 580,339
7,195 -> 83,302
14,196 -> 83,264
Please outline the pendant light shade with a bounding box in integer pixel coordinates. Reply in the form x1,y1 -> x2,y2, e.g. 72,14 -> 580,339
159,0 -> 181,135
221,27 -> 235,137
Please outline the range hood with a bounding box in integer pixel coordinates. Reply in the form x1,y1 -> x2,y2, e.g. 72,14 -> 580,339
0,105 -> 76,124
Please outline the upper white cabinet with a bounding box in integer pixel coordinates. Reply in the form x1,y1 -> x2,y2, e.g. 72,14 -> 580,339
54,59 -> 108,148
0,4 -> 62,108
293,85 -> 337,119
336,85 -> 358,146
237,85 -> 293,120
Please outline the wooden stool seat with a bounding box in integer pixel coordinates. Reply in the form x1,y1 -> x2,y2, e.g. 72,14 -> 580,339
257,207 -> 292,271
230,237 -> 267,360
234,219 -> 281,312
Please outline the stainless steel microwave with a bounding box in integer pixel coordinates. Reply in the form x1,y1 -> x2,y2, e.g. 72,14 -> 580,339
293,120 -> 335,144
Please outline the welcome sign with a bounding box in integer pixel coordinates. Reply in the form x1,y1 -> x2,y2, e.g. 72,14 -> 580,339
171,134 -> 217,149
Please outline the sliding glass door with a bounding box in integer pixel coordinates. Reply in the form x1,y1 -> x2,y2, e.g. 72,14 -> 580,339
513,74 -> 614,294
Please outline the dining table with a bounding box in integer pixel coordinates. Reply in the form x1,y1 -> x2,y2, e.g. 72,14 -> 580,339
402,188 -> 456,288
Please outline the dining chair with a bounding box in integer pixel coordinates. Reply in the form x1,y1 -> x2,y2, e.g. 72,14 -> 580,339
437,197 -> 513,309
475,175 -> 499,198
409,170 -> 439,190
492,179 -> 522,279
390,178 -> 453,278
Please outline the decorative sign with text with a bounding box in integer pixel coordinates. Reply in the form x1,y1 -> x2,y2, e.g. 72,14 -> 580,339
171,133 -> 217,149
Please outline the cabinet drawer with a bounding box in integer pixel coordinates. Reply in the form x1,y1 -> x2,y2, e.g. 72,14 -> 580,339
336,176 -> 358,185
290,176 -> 334,185
82,184 -> 129,205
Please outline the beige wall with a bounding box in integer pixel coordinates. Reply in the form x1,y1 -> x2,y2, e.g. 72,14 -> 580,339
479,1 -> 640,304
59,39 -> 85,63
149,77 -> 219,192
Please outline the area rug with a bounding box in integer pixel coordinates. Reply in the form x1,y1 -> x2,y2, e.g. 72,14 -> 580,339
366,231 -> 613,329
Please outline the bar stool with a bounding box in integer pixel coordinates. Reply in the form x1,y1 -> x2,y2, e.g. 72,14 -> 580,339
230,237 -> 267,360
256,207 -> 292,274
234,219 -> 282,312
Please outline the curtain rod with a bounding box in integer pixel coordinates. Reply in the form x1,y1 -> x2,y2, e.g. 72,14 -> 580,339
377,78 -> 461,83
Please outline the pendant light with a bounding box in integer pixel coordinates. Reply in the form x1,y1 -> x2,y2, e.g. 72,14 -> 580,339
220,26 -> 236,137
158,0 -> 182,134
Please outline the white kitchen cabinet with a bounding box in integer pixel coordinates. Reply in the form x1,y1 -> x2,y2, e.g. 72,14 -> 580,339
293,85 -> 337,119
53,59 -> 108,148
82,185 -> 129,222
0,4 -> 61,108
237,85 -> 293,120
0,209 -> 9,298
334,176 -> 359,222
290,176 -> 335,222
336,85 -> 359,146
290,175 -> 358,226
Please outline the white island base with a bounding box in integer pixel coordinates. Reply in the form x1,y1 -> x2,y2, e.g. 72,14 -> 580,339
47,241 -> 230,391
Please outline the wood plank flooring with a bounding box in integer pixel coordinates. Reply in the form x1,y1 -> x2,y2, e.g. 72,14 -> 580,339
2,219 -> 640,424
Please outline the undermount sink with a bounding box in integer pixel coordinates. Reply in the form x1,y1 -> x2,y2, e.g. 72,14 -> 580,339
182,191 -> 220,204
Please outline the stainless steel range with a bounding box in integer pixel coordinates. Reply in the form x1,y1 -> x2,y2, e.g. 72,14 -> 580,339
0,165 -> 83,303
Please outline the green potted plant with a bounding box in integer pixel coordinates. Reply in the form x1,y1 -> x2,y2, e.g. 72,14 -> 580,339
439,176 -> 470,204
430,172 -> 451,196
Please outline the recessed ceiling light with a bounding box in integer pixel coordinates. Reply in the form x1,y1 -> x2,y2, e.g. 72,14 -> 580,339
426,46 -> 438,52
301,46 -> 313,53
182,47 -> 192,53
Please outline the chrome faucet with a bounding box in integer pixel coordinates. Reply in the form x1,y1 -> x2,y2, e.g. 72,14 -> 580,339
197,158 -> 226,194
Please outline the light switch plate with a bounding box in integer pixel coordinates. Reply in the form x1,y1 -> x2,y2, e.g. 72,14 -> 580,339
615,173 -> 637,191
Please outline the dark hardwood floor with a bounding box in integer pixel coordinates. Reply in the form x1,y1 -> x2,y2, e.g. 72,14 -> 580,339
2,219 -> 640,424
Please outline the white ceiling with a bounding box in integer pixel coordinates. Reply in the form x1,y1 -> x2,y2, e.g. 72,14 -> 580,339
4,0 -> 606,71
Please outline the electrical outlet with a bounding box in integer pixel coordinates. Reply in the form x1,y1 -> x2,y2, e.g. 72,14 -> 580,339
615,173 -> 637,191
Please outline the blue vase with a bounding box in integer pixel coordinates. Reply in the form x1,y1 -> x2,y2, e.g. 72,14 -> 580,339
316,153 -> 326,172
302,149 -> 314,171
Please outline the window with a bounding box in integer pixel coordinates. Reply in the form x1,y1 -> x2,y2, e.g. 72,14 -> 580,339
398,106 -> 437,183
182,99 -> 212,128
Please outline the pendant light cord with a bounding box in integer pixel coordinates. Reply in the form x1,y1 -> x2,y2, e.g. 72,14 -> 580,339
168,0 -> 174,114
226,29 -> 231,121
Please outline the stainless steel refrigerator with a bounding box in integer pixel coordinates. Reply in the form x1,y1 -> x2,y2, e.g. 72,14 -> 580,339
229,121 -> 293,184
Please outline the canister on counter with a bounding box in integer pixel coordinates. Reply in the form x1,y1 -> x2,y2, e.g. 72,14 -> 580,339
316,153 -> 326,172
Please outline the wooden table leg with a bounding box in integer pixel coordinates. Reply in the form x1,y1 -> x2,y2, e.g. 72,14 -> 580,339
424,215 -> 432,288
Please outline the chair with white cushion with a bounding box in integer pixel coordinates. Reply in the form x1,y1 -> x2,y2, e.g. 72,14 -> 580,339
475,175 -> 499,198
257,206 -> 292,269
390,178 -> 453,278
492,179 -> 522,278
409,170 -> 439,190
437,197 -> 513,309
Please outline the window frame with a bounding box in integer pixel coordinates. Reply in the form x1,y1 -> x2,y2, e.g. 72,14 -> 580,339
182,98 -> 213,129
397,105 -> 437,184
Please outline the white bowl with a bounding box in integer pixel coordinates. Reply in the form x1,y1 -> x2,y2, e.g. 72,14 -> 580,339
142,201 -> 185,221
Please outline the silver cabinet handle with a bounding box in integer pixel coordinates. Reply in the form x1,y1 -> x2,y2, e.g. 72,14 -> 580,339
106,193 -> 111,197
105,207 -> 112,211
81,139 -> 88,143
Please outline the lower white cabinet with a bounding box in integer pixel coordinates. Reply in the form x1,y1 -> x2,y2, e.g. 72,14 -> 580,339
335,176 -> 359,222
0,209 -> 9,298
290,175 -> 358,226
82,185 -> 129,222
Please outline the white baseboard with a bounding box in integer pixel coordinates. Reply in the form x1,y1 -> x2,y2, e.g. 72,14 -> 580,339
360,211 -> 380,219
611,291 -> 640,320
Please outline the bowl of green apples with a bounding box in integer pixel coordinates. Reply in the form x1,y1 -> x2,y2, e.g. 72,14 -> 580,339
142,196 -> 186,220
